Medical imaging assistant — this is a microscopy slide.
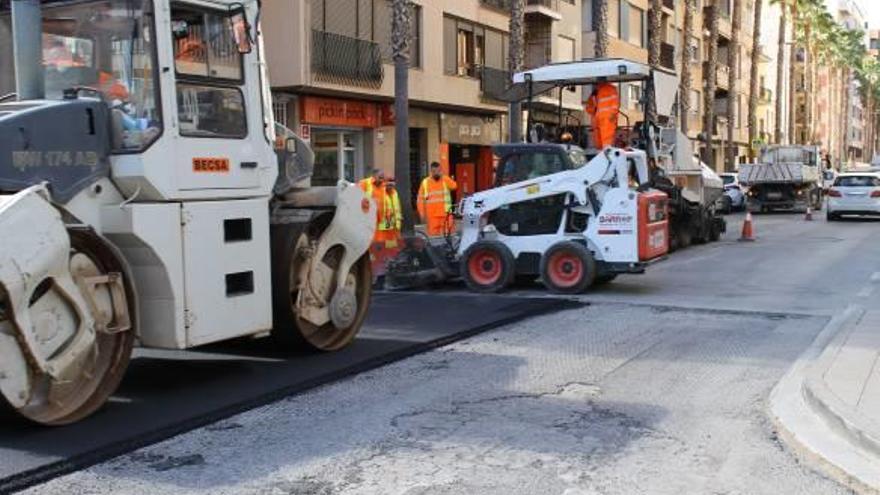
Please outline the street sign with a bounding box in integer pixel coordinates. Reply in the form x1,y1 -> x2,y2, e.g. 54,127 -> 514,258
300,124 -> 311,143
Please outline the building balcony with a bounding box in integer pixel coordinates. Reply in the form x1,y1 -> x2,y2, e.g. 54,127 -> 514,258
525,0 -> 562,20
703,62 -> 730,91
480,0 -> 512,12
660,42 -> 676,71
703,5 -> 732,38
479,66 -> 512,102
311,30 -> 383,88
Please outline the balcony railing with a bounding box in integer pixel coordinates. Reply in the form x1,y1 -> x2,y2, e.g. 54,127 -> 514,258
480,0 -> 512,11
480,66 -> 512,102
660,42 -> 676,71
704,62 -> 730,90
311,30 -> 384,88
527,0 -> 559,9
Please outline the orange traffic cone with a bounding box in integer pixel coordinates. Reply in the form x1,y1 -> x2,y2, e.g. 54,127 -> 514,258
740,212 -> 756,242
804,206 -> 813,221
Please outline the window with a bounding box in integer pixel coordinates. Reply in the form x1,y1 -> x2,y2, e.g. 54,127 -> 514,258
29,0 -> 162,152
627,4 -> 645,47
689,36 -> 701,63
608,0 -> 620,38
627,83 -> 642,110
172,5 -> 247,139
689,89 -> 701,116
177,84 -> 247,138
834,176 -> 880,187
172,8 -> 242,81
443,16 -> 505,77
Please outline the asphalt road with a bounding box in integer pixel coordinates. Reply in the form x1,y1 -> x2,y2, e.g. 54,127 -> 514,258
0,294 -> 575,493
19,212 -> 880,494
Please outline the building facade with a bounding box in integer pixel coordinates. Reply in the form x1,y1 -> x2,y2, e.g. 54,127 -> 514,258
263,0 -> 582,203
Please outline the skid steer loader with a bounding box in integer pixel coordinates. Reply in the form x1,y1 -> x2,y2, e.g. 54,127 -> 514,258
0,0 -> 375,425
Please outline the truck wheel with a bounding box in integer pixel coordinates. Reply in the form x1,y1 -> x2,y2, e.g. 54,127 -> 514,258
461,241 -> 515,293
677,225 -> 693,249
271,221 -> 372,352
1,230 -> 136,425
540,242 -> 596,294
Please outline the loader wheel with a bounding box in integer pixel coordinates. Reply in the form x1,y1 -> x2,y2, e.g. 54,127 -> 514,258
1,230 -> 136,425
540,242 -> 596,294
461,241 -> 515,293
271,222 -> 372,352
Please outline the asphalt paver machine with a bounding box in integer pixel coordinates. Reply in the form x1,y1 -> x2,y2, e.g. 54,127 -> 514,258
0,0 -> 375,424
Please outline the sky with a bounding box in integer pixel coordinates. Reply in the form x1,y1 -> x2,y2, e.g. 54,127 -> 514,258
863,2 -> 880,29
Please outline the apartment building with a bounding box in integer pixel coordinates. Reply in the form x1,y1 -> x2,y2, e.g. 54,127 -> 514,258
263,0 -> 581,201
581,0 -> 756,173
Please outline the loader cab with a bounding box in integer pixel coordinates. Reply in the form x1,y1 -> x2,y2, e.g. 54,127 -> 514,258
493,143 -> 588,187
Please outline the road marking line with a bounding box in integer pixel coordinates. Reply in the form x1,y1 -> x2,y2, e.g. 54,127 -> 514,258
871,272 -> 880,283
857,286 -> 874,298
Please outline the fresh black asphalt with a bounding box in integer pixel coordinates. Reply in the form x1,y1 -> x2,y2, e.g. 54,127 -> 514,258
0,292 -> 577,493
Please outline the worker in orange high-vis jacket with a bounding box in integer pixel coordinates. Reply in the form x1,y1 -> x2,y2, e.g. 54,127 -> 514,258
585,82 -> 620,149
418,162 -> 458,237
377,178 -> 403,247
359,168 -> 386,237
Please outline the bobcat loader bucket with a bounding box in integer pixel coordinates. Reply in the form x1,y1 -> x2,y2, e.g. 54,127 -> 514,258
0,186 -> 134,424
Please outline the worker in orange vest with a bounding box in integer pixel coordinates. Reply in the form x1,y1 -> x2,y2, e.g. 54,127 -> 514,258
417,162 -> 458,237
585,82 -> 620,149
377,178 -> 403,248
358,168 -> 386,234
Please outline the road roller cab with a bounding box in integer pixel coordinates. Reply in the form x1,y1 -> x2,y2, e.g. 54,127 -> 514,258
0,0 -> 375,425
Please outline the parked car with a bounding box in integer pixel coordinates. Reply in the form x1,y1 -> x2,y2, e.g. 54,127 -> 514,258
826,173 -> 880,220
717,173 -> 746,213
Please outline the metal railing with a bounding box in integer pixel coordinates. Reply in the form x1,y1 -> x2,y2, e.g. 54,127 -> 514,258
526,0 -> 559,10
311,30 -> 384,88
480,66 -> 512,101
480,0 -> 512,11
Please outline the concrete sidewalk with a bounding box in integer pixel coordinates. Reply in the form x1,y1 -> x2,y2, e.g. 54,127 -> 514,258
771,306 -> 880,494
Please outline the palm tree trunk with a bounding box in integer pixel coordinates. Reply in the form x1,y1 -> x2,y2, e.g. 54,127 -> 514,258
788,0 -> 798,144
646,0 -> 662,122
703,0 -> 720,166
593,0 -> 609,58
392,0 -> 414,233
841,67 -> 850,168
680,0 -> 696,134
508,0 -> 525,142
774,0 -> 786,144
747,0 -> 764,159
726,0 -> 741,171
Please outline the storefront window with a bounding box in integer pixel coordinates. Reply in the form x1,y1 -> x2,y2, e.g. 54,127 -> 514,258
311,131 -> 362,186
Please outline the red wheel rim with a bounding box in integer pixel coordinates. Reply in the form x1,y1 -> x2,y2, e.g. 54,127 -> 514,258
468,249 -> 503,286
547,251 -> 583,288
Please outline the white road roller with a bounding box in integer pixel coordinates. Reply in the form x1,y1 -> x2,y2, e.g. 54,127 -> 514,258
0,0 -> 375,424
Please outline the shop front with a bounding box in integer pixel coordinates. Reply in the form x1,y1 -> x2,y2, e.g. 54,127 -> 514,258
439,112 -> 504,202
300,96 -> 388,186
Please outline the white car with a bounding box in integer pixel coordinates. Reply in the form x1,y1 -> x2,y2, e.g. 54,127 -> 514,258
826,173 -> 880,220
718,173 -> 746,213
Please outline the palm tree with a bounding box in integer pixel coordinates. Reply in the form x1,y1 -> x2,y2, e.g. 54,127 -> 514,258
680,0 -> 696,134
773,0 -> 787,144
593,0 -> 609,58
647,0 -> 662,122
726,0 -> 741,170
392,0 -> 414,232
509,0 -> 525,142
747,0 -> 764,159
702,0 -> 720,166
787,0 -> 798,143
